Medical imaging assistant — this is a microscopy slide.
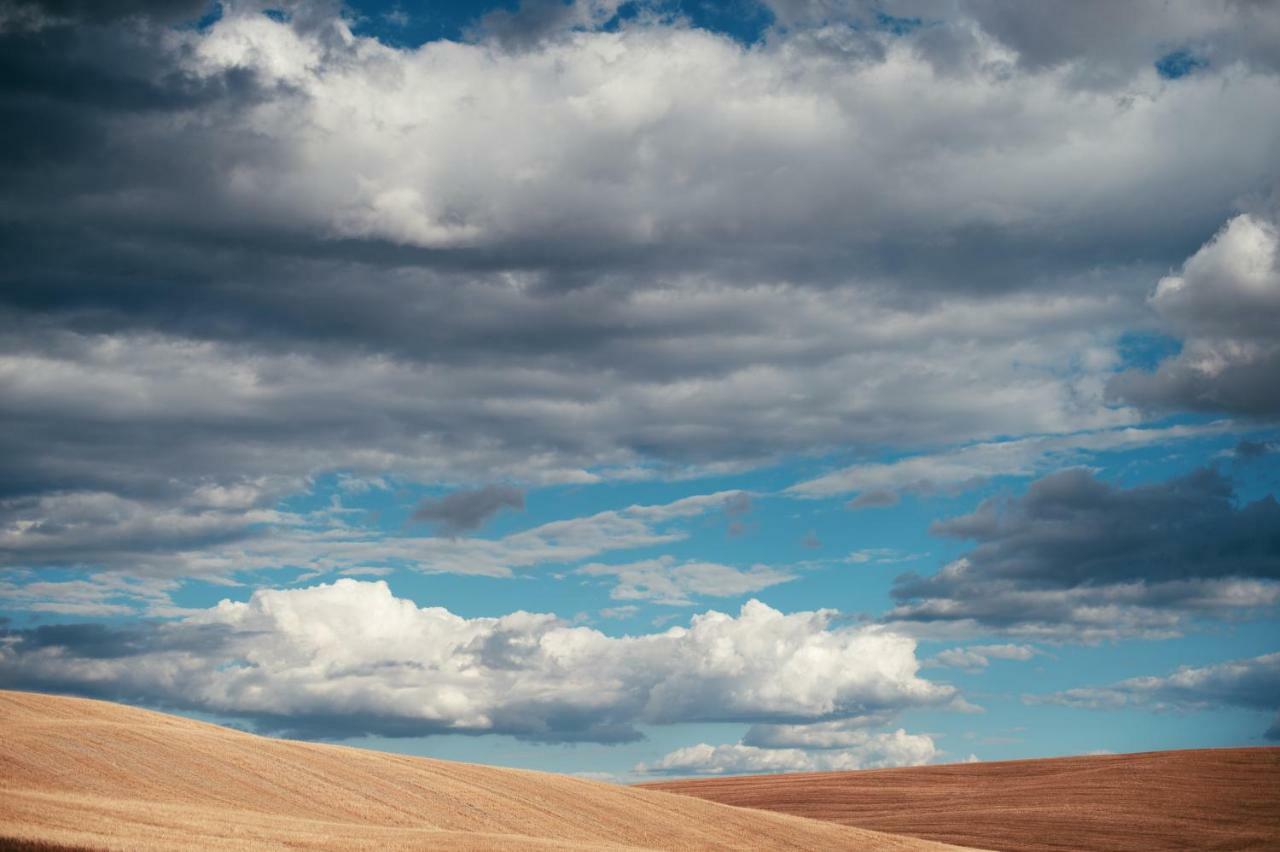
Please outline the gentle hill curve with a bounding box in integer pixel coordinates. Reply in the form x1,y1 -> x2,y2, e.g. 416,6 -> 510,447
641,747 -> 1280,852
0,690 -> 974,851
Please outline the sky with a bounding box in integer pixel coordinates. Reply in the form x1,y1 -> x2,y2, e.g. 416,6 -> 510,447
0,0 -> 1278,782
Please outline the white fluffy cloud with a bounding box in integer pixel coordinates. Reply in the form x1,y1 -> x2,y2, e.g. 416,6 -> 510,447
636,728 -> 938,776
178,12 -> 1280,265
0,579 -> 955,742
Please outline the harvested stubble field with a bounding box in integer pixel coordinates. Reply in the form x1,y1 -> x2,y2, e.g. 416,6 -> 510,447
643,746 -> 1280,852
0,690 -> 972,852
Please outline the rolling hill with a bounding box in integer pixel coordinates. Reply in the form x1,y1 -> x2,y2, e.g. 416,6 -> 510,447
0,690 -> 971,851
642,746 -> 1280,851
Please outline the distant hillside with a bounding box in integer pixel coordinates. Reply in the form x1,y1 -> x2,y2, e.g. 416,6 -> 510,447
0,690 -> 970,851
642,746 -> 1280,852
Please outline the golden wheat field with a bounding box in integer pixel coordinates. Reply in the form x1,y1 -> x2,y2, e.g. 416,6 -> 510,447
644,745 -> 1280,851
0,690 -> 973,851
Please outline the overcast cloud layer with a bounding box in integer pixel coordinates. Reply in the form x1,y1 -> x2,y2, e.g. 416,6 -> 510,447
2,0 -> 1280,776
5,0 -> 1280,534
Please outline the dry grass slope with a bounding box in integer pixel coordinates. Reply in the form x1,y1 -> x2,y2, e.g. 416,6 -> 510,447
642,747 -> 1280,852
0,690 -> 973,851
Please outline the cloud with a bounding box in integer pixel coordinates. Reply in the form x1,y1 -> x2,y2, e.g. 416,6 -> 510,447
787,421 -> 1232,501
928,643 -> 1039,672
0,579 -> 955,742
848,490 -> 900,509
760,0 -> 1280,83
889,467 -> 1280,639
0,0 -> 211,29
1235,439 -> 1277,459
0,488 -> 740,582
1112,214 -> 1280,416
577,556 -> 796,605
1032,651 -> 1280,739
844,548 -> 923,566
742,716 -> 900,748
411,485 -> 526,534
0,572 -> 184,618
474,0 -> 625,49
165,10 -> 1279,271
1,4 -> 1278,595
722,491 -> 752,517
635,728 -> 938,776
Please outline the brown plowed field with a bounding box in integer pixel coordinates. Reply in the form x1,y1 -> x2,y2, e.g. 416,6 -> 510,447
0,690 -> 974,851
642,746 -> 1280,851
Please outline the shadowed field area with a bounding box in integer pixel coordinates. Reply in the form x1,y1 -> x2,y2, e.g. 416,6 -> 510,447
642,747 -> 1280,851
0,690 -> 971,851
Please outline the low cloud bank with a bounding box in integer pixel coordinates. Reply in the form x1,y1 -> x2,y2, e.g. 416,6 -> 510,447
0,579 -> 953,743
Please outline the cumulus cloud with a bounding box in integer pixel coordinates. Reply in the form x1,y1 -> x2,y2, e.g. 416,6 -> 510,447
3,13 -> 1276,298
411,485 -> 525,534
0,579 -> 955,742
1112,214 -> 1280,416
1033,651 -> 1280,739
889,467 -> 1280,639
635,728 -> 938,776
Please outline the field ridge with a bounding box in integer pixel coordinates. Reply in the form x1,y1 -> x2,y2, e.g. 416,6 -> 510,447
642,745 -> 1280,851
0,689 -> 972,851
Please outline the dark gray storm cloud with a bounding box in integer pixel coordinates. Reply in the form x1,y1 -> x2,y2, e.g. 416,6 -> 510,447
889,467 -> 1280,638
0,0 -> 212,27
928,467 -> 1280,586
1,1 -> 1279,581
412,485 -> 526,534
1237,439 -> 1277,459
